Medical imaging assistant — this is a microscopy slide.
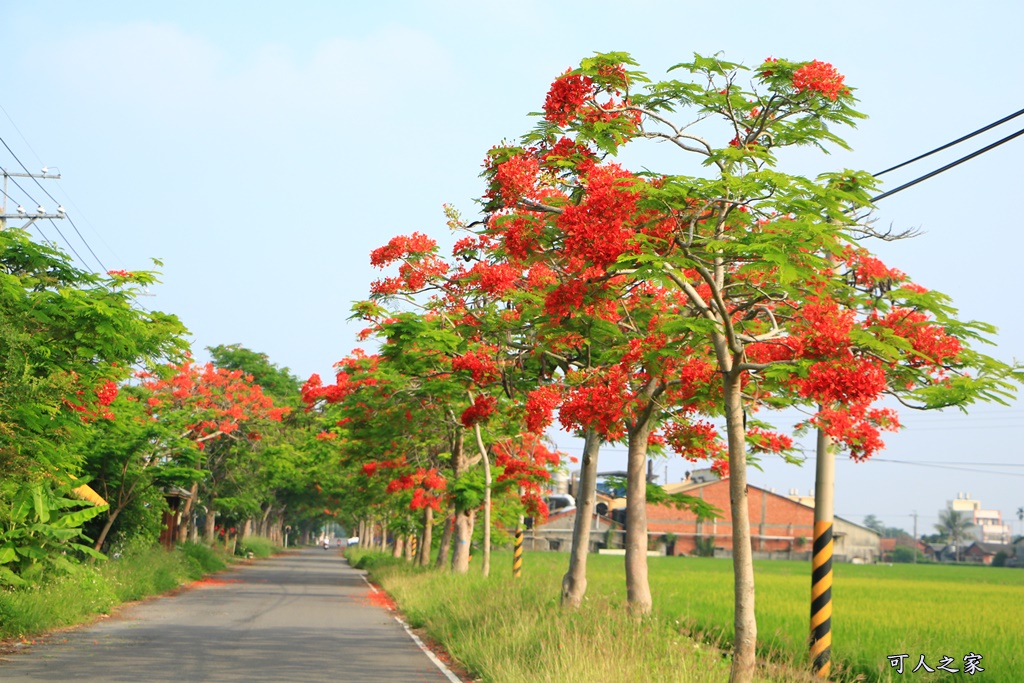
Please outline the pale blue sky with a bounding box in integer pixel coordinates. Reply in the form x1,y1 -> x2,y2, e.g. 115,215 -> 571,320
3,1 -> 1022,537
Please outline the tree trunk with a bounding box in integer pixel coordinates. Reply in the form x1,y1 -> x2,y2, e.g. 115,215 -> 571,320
436,513 -> 454,569
452,508 -> 476,573
417,506 -> 434,566
625,418 -> 653,616
393,535 -> 404,558
177,481 -> 199,543
203,502 -> 218,546
358,519 -> 368,548
404,528 -> 416,562
473,421 -> 492,577
379,520 -> 389,552
451,431 -> 476,573
93,505 -> 124,552
723,371 -> 757,683
561,427 -> 600,609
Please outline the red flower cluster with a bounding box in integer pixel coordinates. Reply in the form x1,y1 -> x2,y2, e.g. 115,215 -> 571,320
544,70 -> 594,126
460,394 -> 497,427
559,368 -> 631,441
798,357 -> 888,405
369,232 -> 438,268
791,297 -> 854,358
557,163 -> 640,269
466,261 -> 520,297
809,405 -> 900,461
95,380 -> 118,407
450,347 -> 499,385
791,60 -> 849,101
746,426 -> 793,454
871,308 -> 961,368
524,385 -> 561,434
494,154 -> 540,207
842,248 -> 906,289
663,419 -> 726,462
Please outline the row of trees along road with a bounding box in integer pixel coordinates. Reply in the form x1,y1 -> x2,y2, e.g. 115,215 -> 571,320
0,227 -> 343,586
308,53 -> 1020,683
1,51 -> 1019,683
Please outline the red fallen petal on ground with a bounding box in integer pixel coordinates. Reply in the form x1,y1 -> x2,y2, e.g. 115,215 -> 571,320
191,578 -> 243,588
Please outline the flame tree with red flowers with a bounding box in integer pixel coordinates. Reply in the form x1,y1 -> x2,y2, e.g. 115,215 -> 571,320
301,345 -> 456,564
140,360 -> 289,544
453,53 -> 1019,682
359,221 -> 571,575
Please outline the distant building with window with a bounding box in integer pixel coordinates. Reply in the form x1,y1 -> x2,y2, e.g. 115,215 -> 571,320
948,492 -> 1011,544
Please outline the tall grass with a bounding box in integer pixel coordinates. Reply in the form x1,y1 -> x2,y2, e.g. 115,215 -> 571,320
0,541 -> 232,640
363,551 -> 816,683
361,550 -> 1023,683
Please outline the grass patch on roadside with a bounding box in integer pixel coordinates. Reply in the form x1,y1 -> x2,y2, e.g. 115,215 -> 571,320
0,540 -> 238,641
357,550 -> 813,683
235,535 -> 278,558
355,549 -> 1023,683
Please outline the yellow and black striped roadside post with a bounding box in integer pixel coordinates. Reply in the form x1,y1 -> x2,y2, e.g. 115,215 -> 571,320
810,429 -> 834,678
513,527 -> 524,578
409,534 -> 418,560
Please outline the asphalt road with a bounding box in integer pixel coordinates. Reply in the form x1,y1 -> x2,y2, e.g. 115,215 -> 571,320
0,548 -> 458,683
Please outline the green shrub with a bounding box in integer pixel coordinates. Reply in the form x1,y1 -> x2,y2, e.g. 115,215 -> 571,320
236,535 -> 277,558
347,549 -> 408,571
178,542 -> 228,576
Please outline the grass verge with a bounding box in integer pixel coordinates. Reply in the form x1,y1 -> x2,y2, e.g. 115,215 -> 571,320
352,549 -> 817,683
352,549 -> 1022,683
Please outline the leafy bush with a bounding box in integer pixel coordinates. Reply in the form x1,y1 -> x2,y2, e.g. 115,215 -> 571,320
178,542 -> 228,576
235,535 -> 277,558
0,483 -> 108,586
348,549 -> 408,571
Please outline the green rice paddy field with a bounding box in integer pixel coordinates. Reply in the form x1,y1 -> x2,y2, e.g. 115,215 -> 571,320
373,551 -> 1024,682
635,554 -> 1022,681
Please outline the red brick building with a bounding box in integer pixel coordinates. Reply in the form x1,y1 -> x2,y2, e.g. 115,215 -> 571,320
644,478 -> 880,562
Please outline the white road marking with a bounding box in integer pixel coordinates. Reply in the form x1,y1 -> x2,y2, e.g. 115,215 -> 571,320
358,573 -> 462,682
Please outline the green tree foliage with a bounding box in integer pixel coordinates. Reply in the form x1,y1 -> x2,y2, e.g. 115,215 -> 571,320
934,509 -> 976,561
0,229 -> 187,583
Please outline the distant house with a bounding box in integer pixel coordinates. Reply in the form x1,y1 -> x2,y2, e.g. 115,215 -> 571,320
526,506 -> 618,553
962,541 -> 1012,565
643,476 -> 881,563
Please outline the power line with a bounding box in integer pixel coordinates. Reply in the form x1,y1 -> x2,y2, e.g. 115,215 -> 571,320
866,458 -> 1024,478
873,107 -> 1024,177
870,125 -> 1024,203
0,103 -> 46,169
1,135 -> 108,272
1,168 -> 92,266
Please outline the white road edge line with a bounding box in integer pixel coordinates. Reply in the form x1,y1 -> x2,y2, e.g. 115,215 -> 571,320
359,573 -> 462,683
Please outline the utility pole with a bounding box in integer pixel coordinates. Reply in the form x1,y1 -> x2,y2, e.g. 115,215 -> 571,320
810,428 -> 835,679
1,168 -> 64,230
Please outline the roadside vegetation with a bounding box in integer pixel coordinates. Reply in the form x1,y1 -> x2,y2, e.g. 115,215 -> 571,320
352,549 -> 1022,683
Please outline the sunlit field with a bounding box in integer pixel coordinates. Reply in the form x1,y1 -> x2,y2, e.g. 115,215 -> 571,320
359,550 -> 1024,682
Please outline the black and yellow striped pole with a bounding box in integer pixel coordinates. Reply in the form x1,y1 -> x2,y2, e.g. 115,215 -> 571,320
513,527 -> 523,578
810,429 -> 835,678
